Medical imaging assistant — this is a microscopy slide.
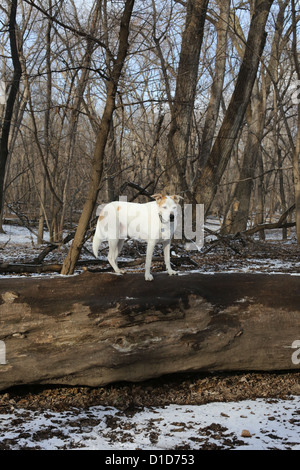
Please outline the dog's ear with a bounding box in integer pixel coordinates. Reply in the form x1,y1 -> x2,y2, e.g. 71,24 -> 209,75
152,193 -> 163,202
171,194 -> 183,204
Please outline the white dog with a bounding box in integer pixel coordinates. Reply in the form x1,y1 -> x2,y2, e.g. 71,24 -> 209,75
93,194 -> 182,281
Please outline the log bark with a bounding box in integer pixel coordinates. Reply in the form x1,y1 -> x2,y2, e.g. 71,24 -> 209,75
0,272 -> 300,391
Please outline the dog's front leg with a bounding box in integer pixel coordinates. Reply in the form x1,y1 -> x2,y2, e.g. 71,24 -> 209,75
145,241 -> 155,281
163,240 -> 177,276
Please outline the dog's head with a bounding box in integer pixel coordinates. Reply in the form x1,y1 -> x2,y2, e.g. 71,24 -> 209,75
152,194 -> 183,224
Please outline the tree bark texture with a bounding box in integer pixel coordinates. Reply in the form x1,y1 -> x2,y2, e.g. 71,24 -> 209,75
0,272 -> 300,391
198,0 -> 274,215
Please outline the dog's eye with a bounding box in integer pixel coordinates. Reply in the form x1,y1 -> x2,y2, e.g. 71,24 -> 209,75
162,205 -> 167,209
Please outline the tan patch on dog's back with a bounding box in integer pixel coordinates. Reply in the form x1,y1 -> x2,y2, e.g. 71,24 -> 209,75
99,211 -> 105,222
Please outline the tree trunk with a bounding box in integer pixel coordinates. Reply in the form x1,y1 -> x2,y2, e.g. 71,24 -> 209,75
198,0 -> 274,216
294,131 -> 300,244
38,3 -> 52,245
58,4 -> 102,240
0,272 -> 300,391
166,0 -> 209,198
222,0 -> 288,235
291,0 -> 300,244
0,0 -> 22,220
61,0 -> 135,275
198,0 -> 230,169
225,81 -> 262,233
254,149 -> 266,240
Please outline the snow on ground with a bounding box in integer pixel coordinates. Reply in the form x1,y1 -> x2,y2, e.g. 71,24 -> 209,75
0,223 -> 42,244
0,397 -> 299,450
1,223 -> 300,451
0,224 -> 50,266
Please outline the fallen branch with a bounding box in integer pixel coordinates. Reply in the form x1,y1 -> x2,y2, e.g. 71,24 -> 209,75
204,227 -> 242,254
0,263 -> 63,274
33,217 -> 98,264
0,260 -> 109,274
204,204 -> 296,242
242,204 -> 296,236
243,221 -> 296,236
0,255 -> 198,274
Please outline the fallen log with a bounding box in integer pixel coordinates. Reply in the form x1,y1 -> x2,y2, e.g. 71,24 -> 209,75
0,272 -> 300,391
0,256 -> 198,274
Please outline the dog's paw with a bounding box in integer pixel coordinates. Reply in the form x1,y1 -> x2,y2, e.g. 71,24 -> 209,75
113,268 -> 126,275
145,273 -> 154,281
168,269 -> 177,276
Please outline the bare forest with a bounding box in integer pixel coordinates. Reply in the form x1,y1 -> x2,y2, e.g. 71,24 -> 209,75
1,0 -> 300,273
2,3 -> 300,447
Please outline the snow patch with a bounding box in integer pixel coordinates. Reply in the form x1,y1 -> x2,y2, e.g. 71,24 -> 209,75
0,397 -> 299,450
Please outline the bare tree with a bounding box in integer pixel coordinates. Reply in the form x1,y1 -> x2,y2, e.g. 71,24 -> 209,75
61,0 -> 135,275
199,0 -> 231,170
165,0 -> 209,200
291,0 -> 300,243
197,0 -> 274,216
2,0 -> 299,251
223,0 -> 289,234
0,0 -> 22,229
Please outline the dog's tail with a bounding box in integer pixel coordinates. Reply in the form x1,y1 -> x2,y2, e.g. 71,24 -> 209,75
93,227 -> 102,258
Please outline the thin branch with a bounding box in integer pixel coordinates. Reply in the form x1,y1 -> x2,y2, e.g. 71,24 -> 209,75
23,0 -> 114,61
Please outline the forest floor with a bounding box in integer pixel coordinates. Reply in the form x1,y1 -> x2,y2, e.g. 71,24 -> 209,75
0,222 -> 300,450
1,219 -> 300,277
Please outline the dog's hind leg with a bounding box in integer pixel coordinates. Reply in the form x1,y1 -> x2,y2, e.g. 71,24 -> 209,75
145,241 -> 155,281
116,239 -> 125,272
163,240 -> 177,276
108,239 -> 125,274
93,222 -> 103,258
117,239 -> 125,256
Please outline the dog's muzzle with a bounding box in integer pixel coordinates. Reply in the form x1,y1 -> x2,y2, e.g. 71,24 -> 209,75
159,213 -> 175,224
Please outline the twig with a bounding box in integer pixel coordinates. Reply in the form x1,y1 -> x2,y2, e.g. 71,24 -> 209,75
0,238 -> 11,250
119,181 -> 154,201
204,227 -> 241,254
